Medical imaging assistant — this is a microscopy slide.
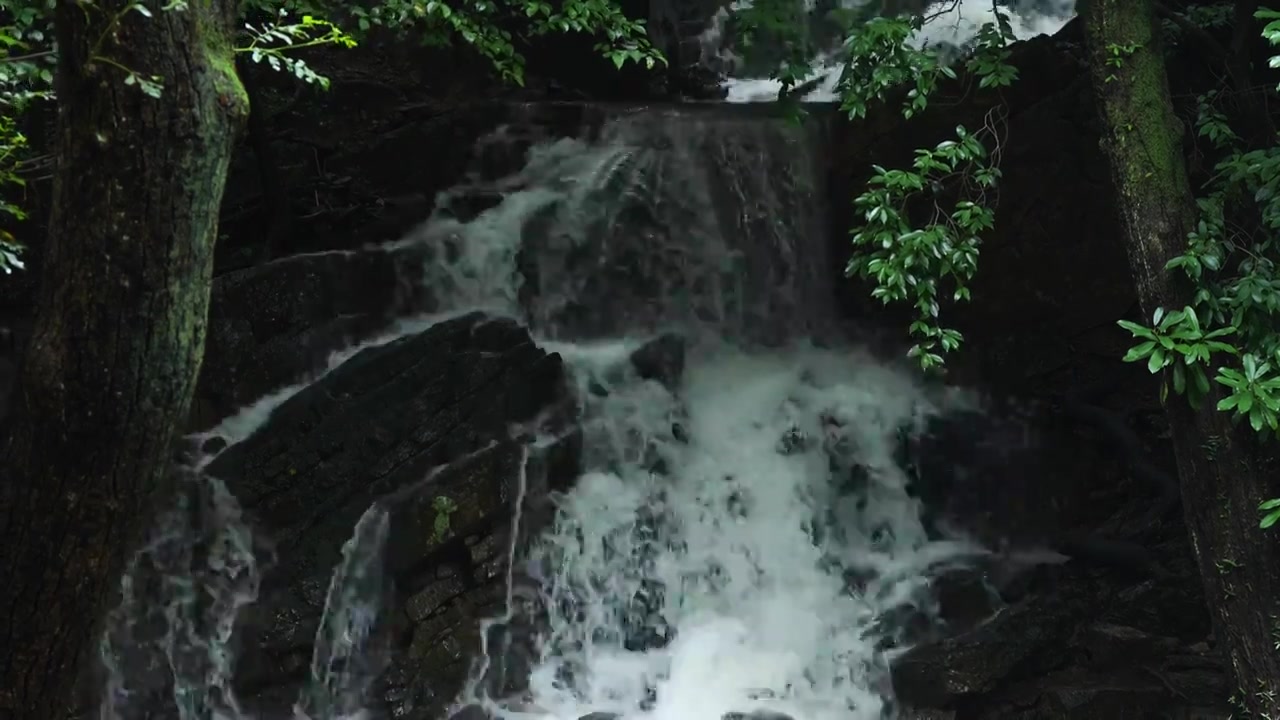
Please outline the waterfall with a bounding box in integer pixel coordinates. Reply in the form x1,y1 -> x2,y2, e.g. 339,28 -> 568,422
98,104 -> 980,720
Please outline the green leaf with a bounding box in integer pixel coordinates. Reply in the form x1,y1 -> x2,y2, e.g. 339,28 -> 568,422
1117,319 -> 1157,340
1123,341 -> 1157,362
1262,508 -> 1280,529
1192,365 -> 1211,395
1148,347 -> 1167,373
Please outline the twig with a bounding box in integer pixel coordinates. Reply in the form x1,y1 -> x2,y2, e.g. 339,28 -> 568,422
0,51 -> 53,65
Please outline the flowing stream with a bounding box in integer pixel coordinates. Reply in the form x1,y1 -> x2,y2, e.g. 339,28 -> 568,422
98,104 -> 985,720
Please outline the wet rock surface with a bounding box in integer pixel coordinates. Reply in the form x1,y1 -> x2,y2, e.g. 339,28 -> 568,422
629,332 -> 687,390
195,244 -> 433,428
889,390 -> 1228,718
202,312 -> 577,719
890,559 -> 1228,718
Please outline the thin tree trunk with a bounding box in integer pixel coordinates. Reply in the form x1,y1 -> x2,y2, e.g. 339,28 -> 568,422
1082,0 -> 1280,715
0,2 -> 247,718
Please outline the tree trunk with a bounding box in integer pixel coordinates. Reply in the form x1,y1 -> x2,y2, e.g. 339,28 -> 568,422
1082,0 -> 1280,714
0,3 -> 247,718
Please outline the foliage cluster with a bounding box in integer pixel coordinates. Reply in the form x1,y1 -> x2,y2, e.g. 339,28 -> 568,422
731,1 -> 1022,368
1117,9 -> 1280,454
0,0 -> 53,273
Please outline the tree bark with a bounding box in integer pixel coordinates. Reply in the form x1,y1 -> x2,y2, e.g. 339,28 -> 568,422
1082,0 -> 1280,715
0,2 -> 247,718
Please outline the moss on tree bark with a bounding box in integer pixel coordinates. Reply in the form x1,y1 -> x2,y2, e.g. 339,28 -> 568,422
1083,0 -> 1280,714
0,2 -> 247,718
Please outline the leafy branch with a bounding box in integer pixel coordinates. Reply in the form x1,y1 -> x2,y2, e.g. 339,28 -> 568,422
838,11 -> 1018,371
238,11 -> 357,89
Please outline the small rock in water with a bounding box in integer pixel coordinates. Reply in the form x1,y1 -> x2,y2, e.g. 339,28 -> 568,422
629,332 -> 686,390
578,713 -> 620,720
201,435 -> 229,456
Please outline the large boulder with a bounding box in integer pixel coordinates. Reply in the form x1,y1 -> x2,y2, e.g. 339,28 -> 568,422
193,245 -> 432,429
891,566 -> 1230,719
201,312 -> 578,719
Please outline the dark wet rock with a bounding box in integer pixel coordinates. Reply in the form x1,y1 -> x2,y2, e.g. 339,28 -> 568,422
893,565 -> 1230,719
892,568 -> 1102,708
579,713 -> 621,720
629,332 -> 686,390
442,188 -> 506,223
932,570 -> 1002,635
202,312 -> 577,720
672,64 -> 729,100
900,405 -> 1051,547
969,666 -> 1214,718
200,435 -> 229,456
195,245 -> 433,429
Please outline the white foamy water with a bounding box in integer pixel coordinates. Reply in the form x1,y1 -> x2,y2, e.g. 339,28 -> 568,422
296,505 -> 392,720
473,342 -> 973,720
99,471 -> 262,720
101,104 -> 988,720
717,0 -> 1075,103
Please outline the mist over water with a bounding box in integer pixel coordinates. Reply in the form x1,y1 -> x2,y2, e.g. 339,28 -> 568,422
99,102 -> 985,720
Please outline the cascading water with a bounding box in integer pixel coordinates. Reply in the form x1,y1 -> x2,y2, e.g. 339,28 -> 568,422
484,341 -> 972,720
706,0 -> 1077,103
402,107 -> 831,342
417,107 -> 984,720
100,470 -> 262,720
98,104 -> 986,720
296,505 -> 392,720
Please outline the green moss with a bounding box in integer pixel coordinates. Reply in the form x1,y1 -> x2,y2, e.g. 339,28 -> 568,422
193,6 -> 250,116
206,50 -> 249,114
1085,0 -> 1195,255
